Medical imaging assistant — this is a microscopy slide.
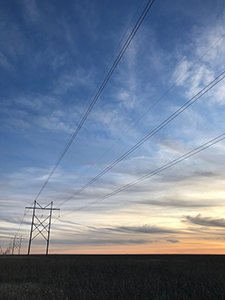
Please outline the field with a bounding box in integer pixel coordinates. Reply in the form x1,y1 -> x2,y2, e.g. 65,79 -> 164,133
0,255 -> 225,299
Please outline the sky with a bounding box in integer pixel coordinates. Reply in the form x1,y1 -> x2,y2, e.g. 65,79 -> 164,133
1,0 -> 225,254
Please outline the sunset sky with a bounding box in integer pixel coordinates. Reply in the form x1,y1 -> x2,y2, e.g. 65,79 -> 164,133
1,0 -> 225,254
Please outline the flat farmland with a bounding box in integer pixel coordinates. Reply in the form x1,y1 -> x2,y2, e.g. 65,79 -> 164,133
0,255 -> 225,300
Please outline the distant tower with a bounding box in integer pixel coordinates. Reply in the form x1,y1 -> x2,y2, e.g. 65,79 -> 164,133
12,236 -> 22,255
4,240 -> 12,255
26,201 -> 59,255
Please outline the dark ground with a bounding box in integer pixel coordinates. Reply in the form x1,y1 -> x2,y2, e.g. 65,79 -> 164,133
0,254 -> 225,300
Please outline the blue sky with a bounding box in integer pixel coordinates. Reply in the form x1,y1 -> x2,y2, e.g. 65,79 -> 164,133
1,0 -> 225,254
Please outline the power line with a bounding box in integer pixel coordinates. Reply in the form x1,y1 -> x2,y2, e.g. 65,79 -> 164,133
91,0 -> 146,95
58,69 -> 225,207
61,132 -> 225,215
14,201 -> 34,238
56,32 -> 225,201
33,0 -> 156,203
11,0 -> 146,245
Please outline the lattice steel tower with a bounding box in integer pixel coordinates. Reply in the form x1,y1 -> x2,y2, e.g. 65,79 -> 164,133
26,201 -> 59,255
12,235 -> 22,255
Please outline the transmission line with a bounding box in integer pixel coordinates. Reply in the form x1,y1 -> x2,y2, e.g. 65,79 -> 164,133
56,32 -> 225,201
61,132 -> 225,215
13,200 -> 35,238
11,0 -> 146,245
33,0 -> 156,203
58,69 -> 225,207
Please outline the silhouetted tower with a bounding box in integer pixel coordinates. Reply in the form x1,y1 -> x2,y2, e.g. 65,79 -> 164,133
26,201 -> 59,255
5,240 -> 12,255
12,235 -> 22,255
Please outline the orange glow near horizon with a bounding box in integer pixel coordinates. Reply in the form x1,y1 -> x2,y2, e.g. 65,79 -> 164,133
21,239 -> 225,255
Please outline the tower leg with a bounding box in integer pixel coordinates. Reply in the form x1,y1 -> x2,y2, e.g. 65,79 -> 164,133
46,201 -> 53,255
27,201 -> 36,255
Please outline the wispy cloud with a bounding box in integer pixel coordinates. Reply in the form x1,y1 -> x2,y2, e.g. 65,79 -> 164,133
0,50 -> 13,70
167,239 -> 179,243
172,17 -> 225,103
52,237 -> 149,246
0,11 -> 26,59
186,214 -> 225,228
52,221 -> 181,247
37,115 -> 73,133
140,198 -> 216,209
23,0 -> 40,23
53,69 -> 96,95
106,225 -> 178,234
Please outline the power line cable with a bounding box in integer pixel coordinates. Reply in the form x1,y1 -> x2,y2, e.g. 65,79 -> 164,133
72,0 -> 146,145
14,201 -> 34,237
56,33 -> 225,201
90,0 -> 146,96
58,69 -> 225,207
61,132 -> 225,215
33,0 -> 156,203
15,209 -> 27,237
47,0 -> 147,199
3,202 -> 33,254
12,0 -> 146,243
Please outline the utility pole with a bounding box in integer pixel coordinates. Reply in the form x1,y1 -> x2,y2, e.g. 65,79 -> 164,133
12,235 -> 22,255
26,201 -> 59,255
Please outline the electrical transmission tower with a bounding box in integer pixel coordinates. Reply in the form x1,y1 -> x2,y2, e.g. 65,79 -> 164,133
5,241 -> 12,255
12,236 -> 22,255
26,201 -> 59,255
0,240 -> 13,255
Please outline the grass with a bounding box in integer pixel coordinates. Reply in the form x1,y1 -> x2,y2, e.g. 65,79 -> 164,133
0,255 -> 225,299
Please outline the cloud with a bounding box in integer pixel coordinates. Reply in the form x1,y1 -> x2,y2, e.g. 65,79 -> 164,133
186,214 -> 225,228
91,108 -> 129,139
171,56 -> 192,86
214,81 -> 225,104
52,238 -> 149,246
51,221 -> 180,248
37,115 -> 73,133
140,198 -> 215,208
74,0 -> 100,40
158,139 -> 186,155
173,60 -> 214,98
23,0 -> 40,23
56,221 -> 178,236
167,239 -> 179,243
0,50 -> 13,70
53,69 -> 96,95
0,11 -> 26,59
16,96 -> 43,111
106,225 -> 177,234
1,91 -> 84,135
58,219 -> 96,230
117,89 -> 137,110
172,16 -> 225,104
